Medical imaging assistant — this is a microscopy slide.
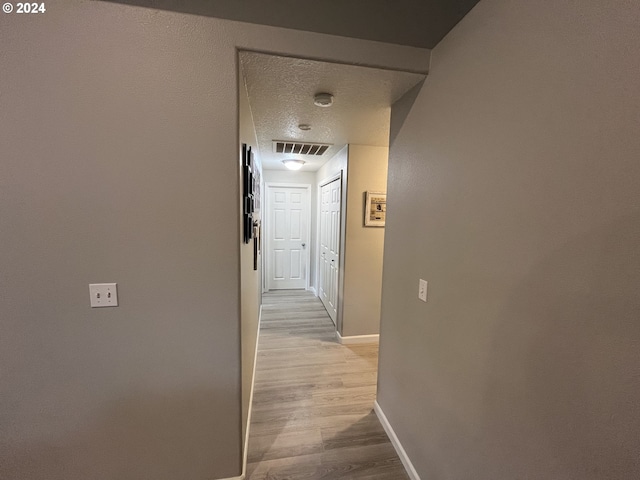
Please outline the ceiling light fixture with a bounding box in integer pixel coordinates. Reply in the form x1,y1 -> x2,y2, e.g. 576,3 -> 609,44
282,159 -> 305,171
313,92 -> 334,107
298,124 -> 312,131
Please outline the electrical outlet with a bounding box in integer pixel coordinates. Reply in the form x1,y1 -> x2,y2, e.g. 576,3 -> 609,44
89,283 -> 118,307
418,279 -> 428,302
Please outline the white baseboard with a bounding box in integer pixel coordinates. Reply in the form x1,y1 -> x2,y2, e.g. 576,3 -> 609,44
374,401 -> 421,480
307,286 -> 317,296
336,331 -> 379,344
238,304 -> 262,480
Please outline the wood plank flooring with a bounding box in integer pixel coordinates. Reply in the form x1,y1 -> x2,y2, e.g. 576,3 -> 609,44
246,290 -> 409,480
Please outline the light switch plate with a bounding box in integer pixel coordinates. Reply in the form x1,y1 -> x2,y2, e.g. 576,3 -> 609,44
418,279 -> 428,302
89,283 -> 118,307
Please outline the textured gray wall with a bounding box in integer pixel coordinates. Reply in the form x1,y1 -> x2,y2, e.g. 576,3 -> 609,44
239,73 -> 262,451
0,2 -> 429,479
378,0 -> 640,478
342,145 -> 388,337
1,3 -> 243,478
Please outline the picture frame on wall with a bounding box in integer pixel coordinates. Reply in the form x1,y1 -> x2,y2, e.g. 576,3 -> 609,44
242,144 -> 254,243
364,191 -> 386,227
242,142 -> 262,272
253,220 -> 260,271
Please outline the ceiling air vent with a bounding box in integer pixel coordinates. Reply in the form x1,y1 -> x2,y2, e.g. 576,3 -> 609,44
273,141 -> 332,156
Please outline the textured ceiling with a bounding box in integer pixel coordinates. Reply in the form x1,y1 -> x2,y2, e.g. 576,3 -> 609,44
240,52 -> 425,171
103,0 -> 481,49
101,0 -> 469,170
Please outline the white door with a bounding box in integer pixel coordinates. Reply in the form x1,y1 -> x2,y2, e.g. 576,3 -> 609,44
318,178 -> 341,324
267,186 -> 309,290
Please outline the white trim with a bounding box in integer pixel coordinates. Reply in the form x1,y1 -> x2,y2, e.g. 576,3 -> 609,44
374,401 -> 421,480
239,304 -> 262,480
307,286 -> 317,296
264,183 -> 312,291
335,331 -> 379,345
318,172 -> 343,189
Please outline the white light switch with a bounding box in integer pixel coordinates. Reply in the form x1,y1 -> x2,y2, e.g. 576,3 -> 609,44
418,279 -> 428,302
89,283 -> 118,307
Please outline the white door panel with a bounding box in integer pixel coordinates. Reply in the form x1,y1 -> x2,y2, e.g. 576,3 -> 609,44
318,178 -> 341,324
268,186 -> 309,290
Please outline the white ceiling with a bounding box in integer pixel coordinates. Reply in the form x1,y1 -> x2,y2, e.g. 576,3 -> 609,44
240,52 -> 425,171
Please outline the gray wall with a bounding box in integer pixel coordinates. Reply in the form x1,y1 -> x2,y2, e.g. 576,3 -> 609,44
0,2 -> 430,478
342,145 -> 388,337
378,1 -> 640,479
239,72 -> 262,450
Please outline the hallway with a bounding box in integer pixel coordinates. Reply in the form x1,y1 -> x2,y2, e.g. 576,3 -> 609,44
246,290 -> 408,479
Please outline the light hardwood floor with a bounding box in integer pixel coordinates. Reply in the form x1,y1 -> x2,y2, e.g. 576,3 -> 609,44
246,290 -> 409,480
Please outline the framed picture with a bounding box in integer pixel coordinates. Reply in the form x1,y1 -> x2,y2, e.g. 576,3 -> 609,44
253,220 -> 260,271
242,144 -> 254,243
253,167 -> 261,213
364,191 -> 386,227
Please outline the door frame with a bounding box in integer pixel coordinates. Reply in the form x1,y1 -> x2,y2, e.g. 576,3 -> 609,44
264,182 -> 312,291
316,172 -> 343,315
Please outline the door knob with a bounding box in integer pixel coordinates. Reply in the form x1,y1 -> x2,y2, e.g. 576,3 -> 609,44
302,243 -> 306,248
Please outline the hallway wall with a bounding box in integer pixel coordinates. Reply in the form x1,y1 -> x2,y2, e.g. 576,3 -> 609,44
239,72 -> 262,450
342,145 -> 388,337
378,1 -> 640,479
0,2 -> 430,479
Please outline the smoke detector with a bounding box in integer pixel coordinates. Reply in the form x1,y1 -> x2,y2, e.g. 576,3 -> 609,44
313,92 -> 334,107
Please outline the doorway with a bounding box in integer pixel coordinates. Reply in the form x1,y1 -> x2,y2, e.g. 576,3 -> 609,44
265,183 -> 311,290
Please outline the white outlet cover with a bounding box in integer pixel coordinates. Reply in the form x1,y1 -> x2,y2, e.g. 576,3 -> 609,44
418,279 -> 428,302
89,283 -> 118,308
